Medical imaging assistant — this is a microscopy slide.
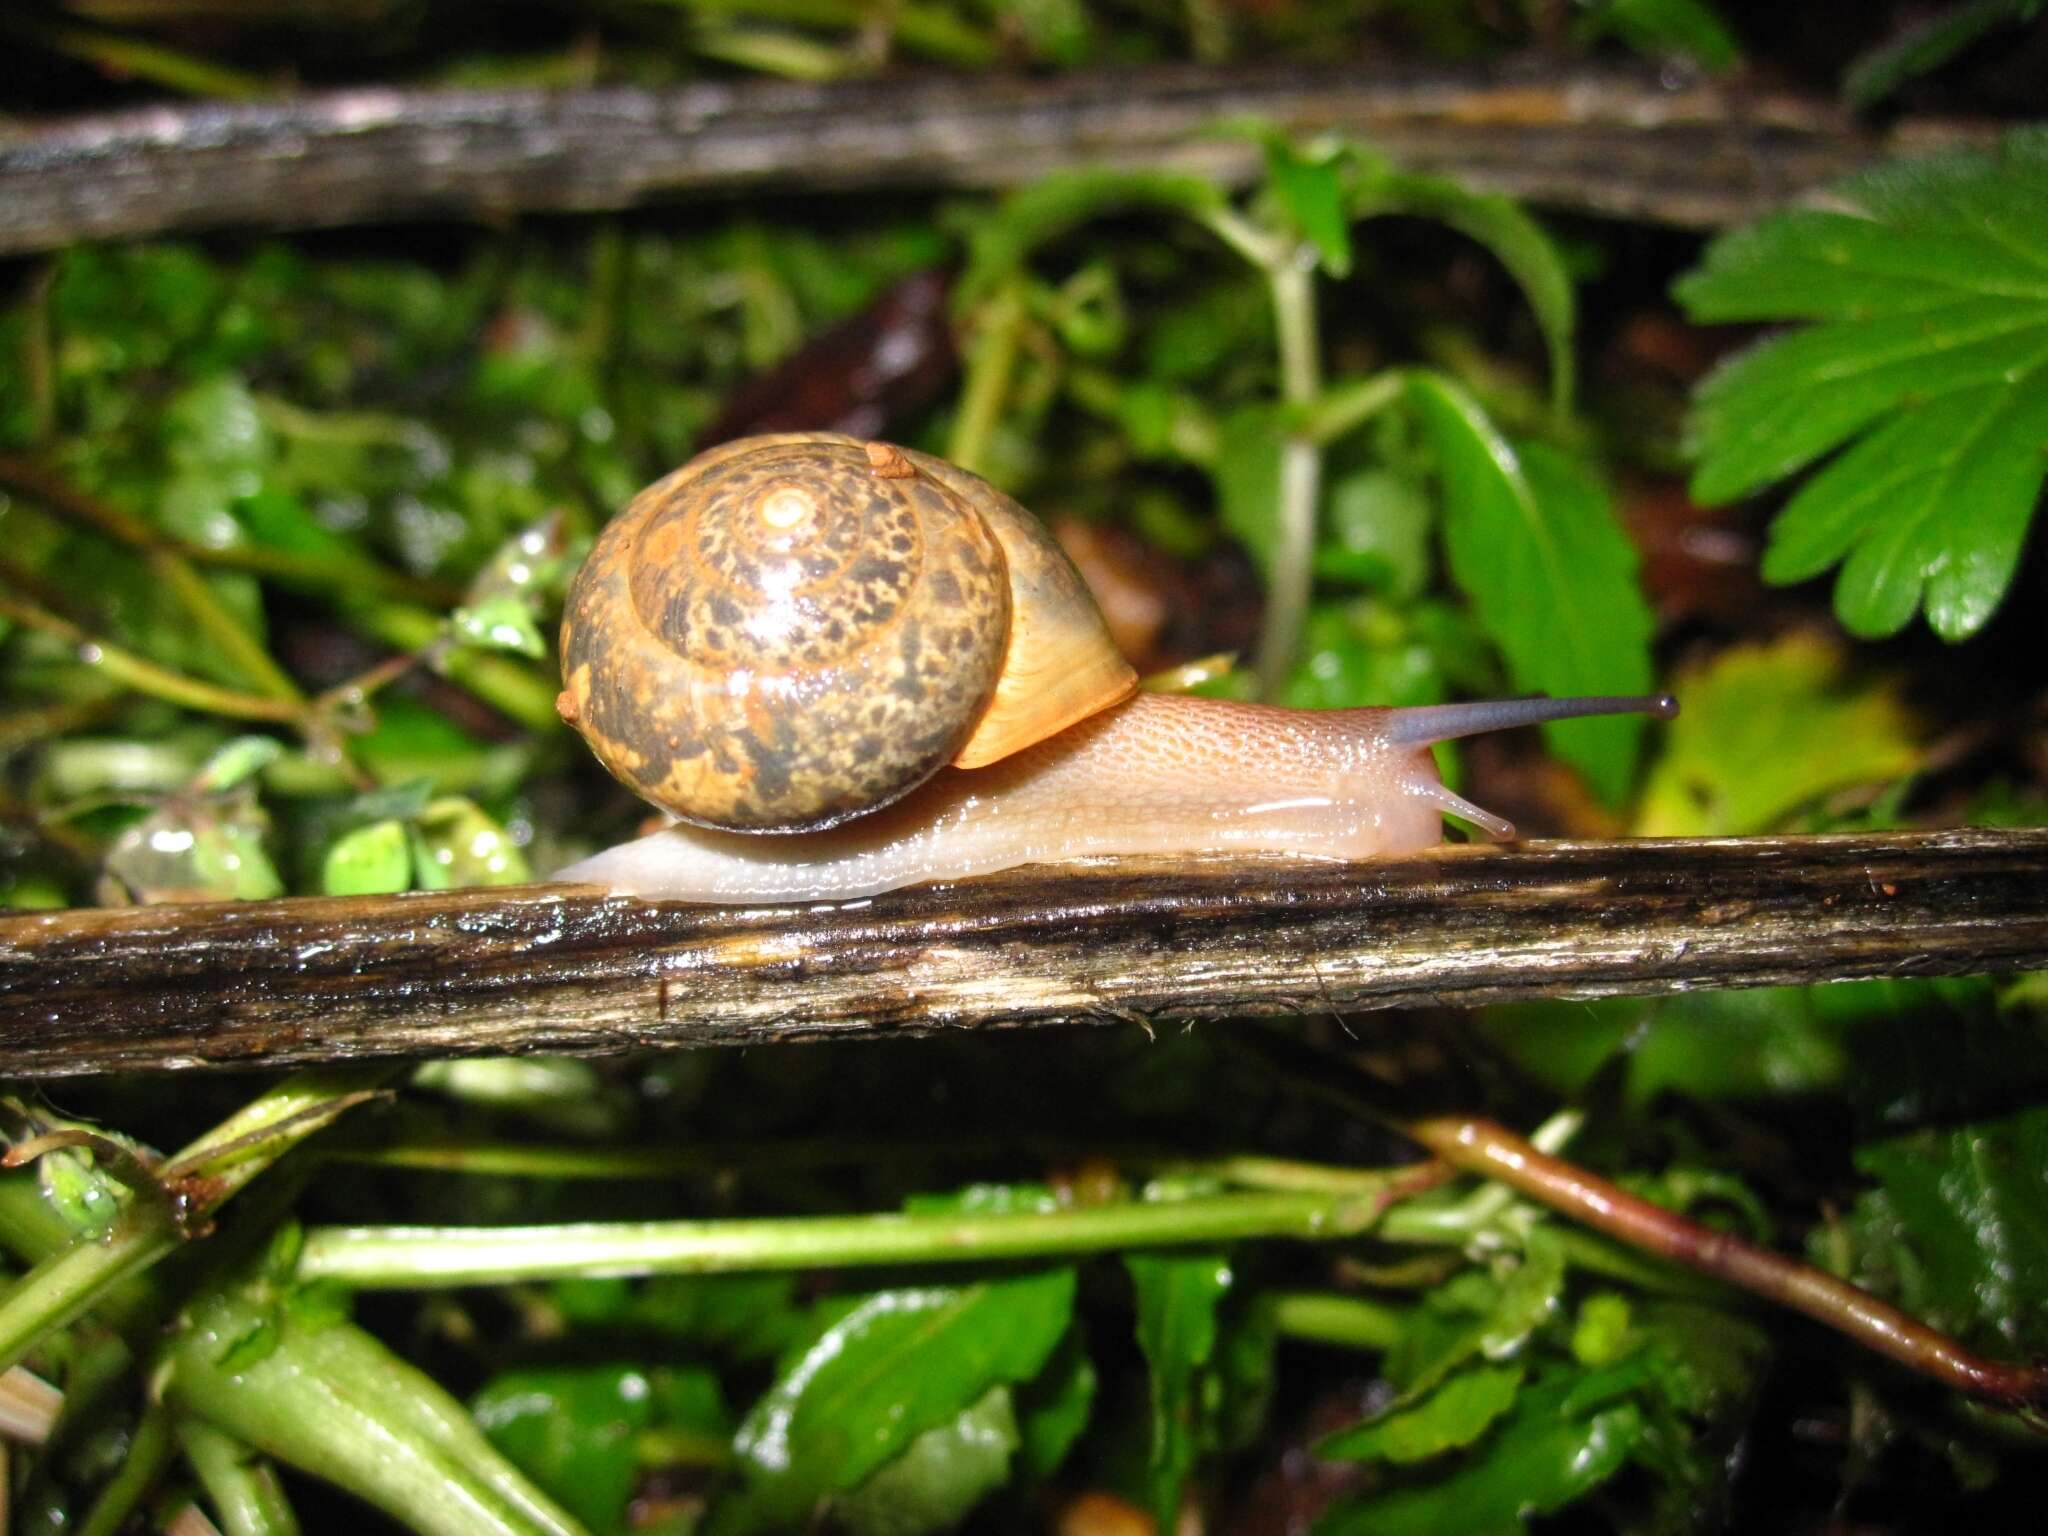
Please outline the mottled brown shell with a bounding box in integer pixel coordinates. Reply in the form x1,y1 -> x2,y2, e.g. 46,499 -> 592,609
558,433 -> 1135,833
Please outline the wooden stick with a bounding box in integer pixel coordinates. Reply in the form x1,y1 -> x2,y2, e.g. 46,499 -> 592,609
0,60 -> 1999,256
0,828 -> 2041,1078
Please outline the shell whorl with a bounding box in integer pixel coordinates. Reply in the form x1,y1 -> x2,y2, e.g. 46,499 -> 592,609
559,434 -> 1013,832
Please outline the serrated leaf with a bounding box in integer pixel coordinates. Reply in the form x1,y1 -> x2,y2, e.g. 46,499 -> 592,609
1317,1365 -> 1526,1465
1126,1252 -> 1231,1533
1634,634 -> 1919,836
837,1386 -> 1019,1536
1407,374 -> 1656,803
1677,128 -> 2048,640
728,1271 -> 1074,1532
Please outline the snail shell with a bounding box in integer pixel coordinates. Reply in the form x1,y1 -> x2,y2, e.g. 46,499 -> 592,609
557,433 -> 1137,832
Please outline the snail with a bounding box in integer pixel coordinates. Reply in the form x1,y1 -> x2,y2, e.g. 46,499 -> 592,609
553,432 -> 1676,904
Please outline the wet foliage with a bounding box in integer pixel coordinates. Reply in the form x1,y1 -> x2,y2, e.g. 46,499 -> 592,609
2,3 -> 2048,1535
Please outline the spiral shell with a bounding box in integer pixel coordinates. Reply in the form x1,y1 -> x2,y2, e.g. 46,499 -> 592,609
558,433 -> 1135,833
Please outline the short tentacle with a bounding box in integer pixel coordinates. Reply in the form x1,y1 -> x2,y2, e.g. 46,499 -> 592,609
1409,778 -> 1517,842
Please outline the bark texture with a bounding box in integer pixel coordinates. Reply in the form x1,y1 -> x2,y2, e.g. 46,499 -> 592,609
0,829 -> 2042,1077
0,60 -> 1999,255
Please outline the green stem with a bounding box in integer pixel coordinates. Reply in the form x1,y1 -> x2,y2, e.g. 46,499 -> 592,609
297,1189 -> 1393,1288
179,1419 -> 304,1536
22,268 -> 54,445
1266,1291 -> 1405,1352
0,594 -> 305,726
163,1290 -> 581,1536
1064,367 -> 1220,465
154,555 -> 305,704
1303,372 -> 1406,446
1253,257 -> 1324,701
75,1403 -> 176,1536
653,0 -> 1000,67
1162,1153 -> 1409,1197
347,600 -> 562,733
945,275 -> 1029,476
0,1067 -> 392,1375
329,1135 -> 1414,1194
0,1210 -> 174,1376
23,21 -> 272,99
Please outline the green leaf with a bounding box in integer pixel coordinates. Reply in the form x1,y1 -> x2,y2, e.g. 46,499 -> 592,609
727,1270 -> 1075,1531
190,735 -> 285,794
1383,1232 -> 1565,1399
616,1275 -> 810,1363
1213,404 -> 1288,572
1046,262 -> 1129,359
1313,1376 -> 1642,1536
1570,1293 -> 1635,1368
1677,128 -> 2048,640
1573,0 -> 1743,71
1634,633 -> 1919,836
1263,138 -> 1353,277
322,818 -> 413,896
409,797 -> 533,889
1482,1225 -> 1567,1359
473,1364 -> 655,1535
1497,986 -> 1854,1105
1848,1105 -> 2048,1355
1315,467 -> 1432,597
837,1386 -> 1020,1536
1282,598 -> 1491,714
99,793 -> 284,904
1354,175 -> 1578,413
1631,1302 -> 1771,1422
957,170 -> 1229,310
1317,1365 -> 1526,1465
1844,0 -> 2044,110
1211,1297 -> 1280,1454
1408,375 -> 1656,803
1126,1252 -> 1232,1532
452,595 -> 548,659
1015,1329 -> 1096,1483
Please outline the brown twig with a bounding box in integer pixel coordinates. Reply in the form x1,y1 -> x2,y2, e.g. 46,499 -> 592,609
0,828 -> 2041,1078
1238,1027 -> 2048,1411
0,60 -> 2002,256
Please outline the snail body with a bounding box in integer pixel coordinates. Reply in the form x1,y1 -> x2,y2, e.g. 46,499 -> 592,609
556,434 -> 1676,904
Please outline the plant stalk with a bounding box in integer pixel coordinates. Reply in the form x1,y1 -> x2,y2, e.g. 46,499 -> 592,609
296,1188 -> 1400,1288
1254,256 -> 1324,700
0,594 -> 306,726
0,1067 -> 392,1375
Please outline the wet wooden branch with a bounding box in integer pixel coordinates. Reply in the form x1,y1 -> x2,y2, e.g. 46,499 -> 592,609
0,828 -> 2042,1078
0,59 -> 2000,256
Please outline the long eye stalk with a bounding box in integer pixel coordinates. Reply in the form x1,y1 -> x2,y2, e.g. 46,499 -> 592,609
1382,693 -> 1679,750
